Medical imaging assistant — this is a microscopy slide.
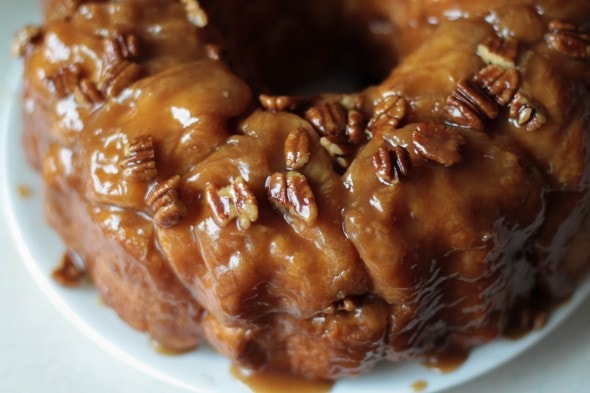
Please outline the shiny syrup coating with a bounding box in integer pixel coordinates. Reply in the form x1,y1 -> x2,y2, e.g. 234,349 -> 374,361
21,0 -> 590,380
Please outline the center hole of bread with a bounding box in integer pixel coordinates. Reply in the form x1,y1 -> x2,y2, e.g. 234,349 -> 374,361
203,1 -> 394,95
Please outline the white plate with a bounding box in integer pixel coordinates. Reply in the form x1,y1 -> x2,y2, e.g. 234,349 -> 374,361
2,3 -> 590,393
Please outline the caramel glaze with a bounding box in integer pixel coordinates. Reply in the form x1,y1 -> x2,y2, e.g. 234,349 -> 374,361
20,0 -> 590,380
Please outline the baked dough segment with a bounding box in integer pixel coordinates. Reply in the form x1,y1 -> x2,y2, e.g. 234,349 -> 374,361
18,0 -> 590,380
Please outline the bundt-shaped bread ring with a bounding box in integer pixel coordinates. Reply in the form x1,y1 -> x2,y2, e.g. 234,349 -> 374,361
15,0 -> 590,379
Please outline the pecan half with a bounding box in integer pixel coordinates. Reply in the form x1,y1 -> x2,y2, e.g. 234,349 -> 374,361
205,177 -> 259,229
146,175 -> 187,228
259,94 -> 307,112
11,25 -> 42,58
120,135 -> 157,182
285,128 -> 311,170
267,172 -> 318,225
346,109 -> 367,145
546,20 -> 590,60
445,79 -> 499,130
474,65 -> 520,106
320,135 -> 354,168
181,0 -> 208,27
412,123 -> 465,166
368,95 -> 406,135
98,60 -> 142,97
104,31 -> 140,63
371,143 -> 412,185
305,102 -> 348,136
476,36 -> 518,68
74,79 -> 104,106
509,92 -> 547,131
44,64 -> 81,98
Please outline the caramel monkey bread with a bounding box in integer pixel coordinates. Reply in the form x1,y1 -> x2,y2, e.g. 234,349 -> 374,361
13,0 -> 590,380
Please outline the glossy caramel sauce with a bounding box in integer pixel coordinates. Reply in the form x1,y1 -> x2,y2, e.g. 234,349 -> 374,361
230,365 -> 334,393
51,253 -> 84,287
19,0 -> 590,382
17,184 -> 32,199
422,351 -> 469,374
411,379 -> 428,392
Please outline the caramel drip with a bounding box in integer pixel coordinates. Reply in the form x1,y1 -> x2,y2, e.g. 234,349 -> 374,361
17,184 -> 32,199
411,380 -> 428,392
422,351 -> 469,374
230,365 -> 334,393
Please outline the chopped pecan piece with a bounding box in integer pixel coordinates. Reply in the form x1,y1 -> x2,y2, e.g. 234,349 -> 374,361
509,92 -> 547,131
445,79 -> 499,130
120,135 -> 157,182
146,175 -> 187,228
44,64 -> 81,98
368,95 -> 406,135
205,177 -> 259,229
324,298 -> 357,314
346,109 -> 367,145
305,102 -> 348,136
259,94 -> 307,112
371,144 -> 412,185
320,136 -> 353,168
267,172 -> 318,225
98,60 -> 142,97
104,31 -> 140,62
74,79 -> 104,106
476,36 -> 518,68
546,20 -> 590,60
204,43 -> 224,60
474,65 -> 520,106
412,123 -> 466,166
11,25 -> 42,58
285,128 -> 311,170
181,0 -> 208,27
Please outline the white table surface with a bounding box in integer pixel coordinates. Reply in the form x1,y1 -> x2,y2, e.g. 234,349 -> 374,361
1,2 -> 590,392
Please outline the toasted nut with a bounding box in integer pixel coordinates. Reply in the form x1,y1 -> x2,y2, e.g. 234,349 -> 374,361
320,135 -> 354,168
98,60 -> 142,97
285,128 -> 311,170
477,36 -> 519,68
546,20 -> 590,60
346,109 -> 367,145
205,177 -> 259,229
338,298 -> 356,312
146,175 -> 187,228
259,94 -> 307,112
267,172 -> 318,225
104,31 -> 141,62
11,25 -> 42,58
204,43 -> 224,60
412,123 -> 466,166
44,64 -> 82,98
74,79 -> 104,106
120,135 -> 157,182
445,79 -> 499,130
371,144 -> 412,185
509,92 -> 547,131
305,102 -> 348,136
474,65 -> 520,106
181,0 -> 208,27
368,95 -> 406,135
